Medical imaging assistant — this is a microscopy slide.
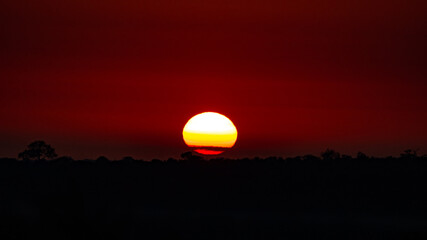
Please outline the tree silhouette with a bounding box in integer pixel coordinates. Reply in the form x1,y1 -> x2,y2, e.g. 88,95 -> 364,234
18,140 -> 57,161
303,154 -> 320,162
96,156 -> 109,163
2,149 -> 427,239
181,151 -> 193,160
321,148 -> 340,161
180,151 -> 203,161
400,149 -> 418,159
121,156 -> 135,163
357,152 -> 368,159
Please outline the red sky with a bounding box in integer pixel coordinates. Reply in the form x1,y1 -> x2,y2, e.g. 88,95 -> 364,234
1,0 -> 426,159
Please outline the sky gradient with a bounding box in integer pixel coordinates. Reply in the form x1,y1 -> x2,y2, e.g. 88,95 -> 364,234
1,0 -> 426,159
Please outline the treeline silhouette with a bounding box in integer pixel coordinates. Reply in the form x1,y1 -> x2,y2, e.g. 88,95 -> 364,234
1,142 -> 427,239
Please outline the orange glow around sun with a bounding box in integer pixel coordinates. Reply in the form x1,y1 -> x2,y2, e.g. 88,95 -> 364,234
183,112 -> 238,155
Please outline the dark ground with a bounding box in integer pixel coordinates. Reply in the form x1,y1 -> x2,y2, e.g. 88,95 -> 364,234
1,154 -> 427,239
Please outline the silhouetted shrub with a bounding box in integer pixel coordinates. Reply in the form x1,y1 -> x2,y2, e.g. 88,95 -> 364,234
96,156 -> 109,163
180,151 -> 204,161
321,148 -> 340,160
357,152 -> 368,159
121,156 -> 135,163
18,140 -> 57,161
303,154 -> 320,162
400,149 -> 418,159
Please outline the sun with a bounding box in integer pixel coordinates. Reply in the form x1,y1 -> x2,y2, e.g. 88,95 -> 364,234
183,112 -> 238,155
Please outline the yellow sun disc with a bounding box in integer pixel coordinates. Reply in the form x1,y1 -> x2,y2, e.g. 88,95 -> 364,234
183,112 -> 238,155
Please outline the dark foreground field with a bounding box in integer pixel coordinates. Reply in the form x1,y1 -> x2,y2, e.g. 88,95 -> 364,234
1,154 -> 427,239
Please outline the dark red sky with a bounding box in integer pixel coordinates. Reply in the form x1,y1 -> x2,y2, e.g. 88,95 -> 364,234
1,0 -> 426,159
